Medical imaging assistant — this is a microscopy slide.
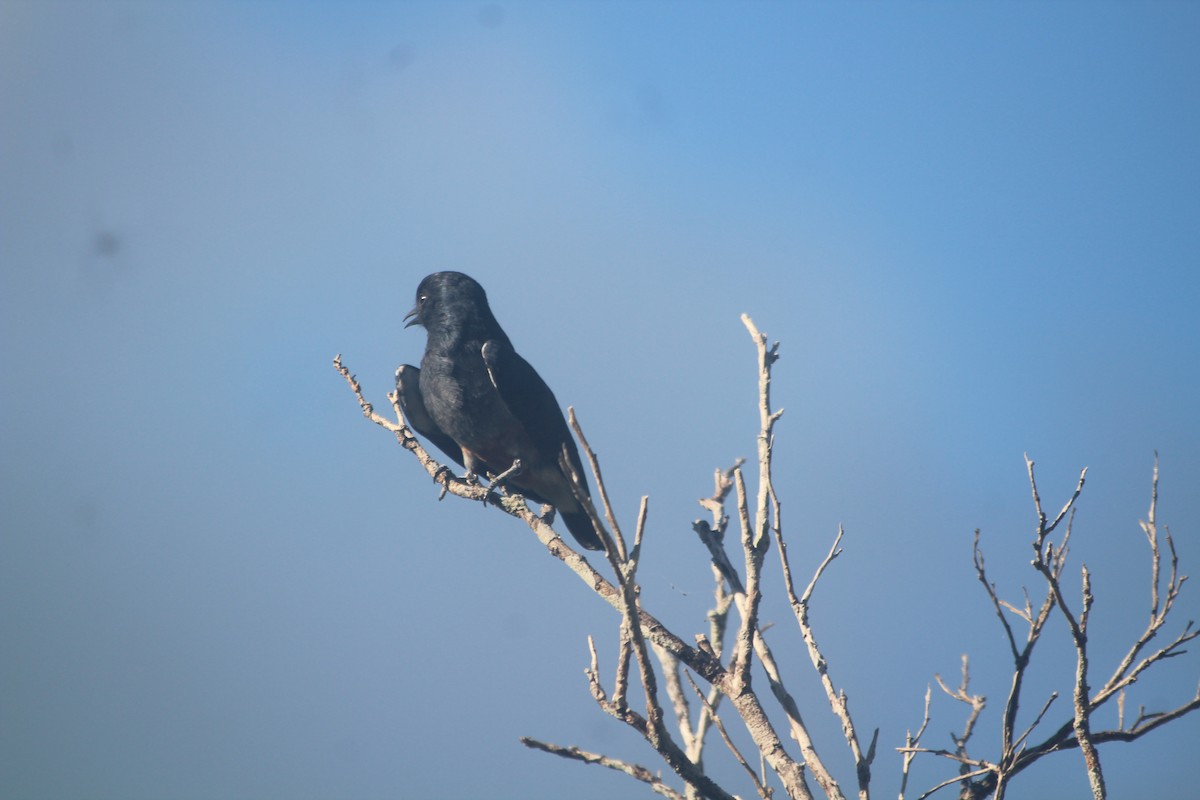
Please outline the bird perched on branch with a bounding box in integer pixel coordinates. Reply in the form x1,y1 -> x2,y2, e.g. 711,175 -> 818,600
397,271 -> 604,551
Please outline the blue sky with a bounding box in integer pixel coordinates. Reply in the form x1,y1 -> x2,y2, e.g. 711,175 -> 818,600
2,2 -> 1199,798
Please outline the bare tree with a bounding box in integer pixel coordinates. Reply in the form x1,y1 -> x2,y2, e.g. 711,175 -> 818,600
899,455 -> 1199,800
334,316 -> 1198,800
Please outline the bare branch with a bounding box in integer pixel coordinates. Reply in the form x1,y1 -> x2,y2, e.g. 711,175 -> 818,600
1011,691 -> 1058,755
798,526 -> 844,608
731,468 -> 763,697
585,635 -> 738,800
913,766 -> 994,800
339,321 -> 1199,800
519,737 -> 687,800
745,630 -> 834,798
334,355 -> 476,502
914,453 -> 1199,800
686,671 -> 773,800
1025,455 -> 1088,548
974,532 -> 1020,660
1097,692 -> 1200,740
740,314 -> 783,555
898,685 -> 932,800
1072,565 -> 1106,800
682,322 -> 821,800
1024,461 -> 1105,799
973,529 -> 1056,779
613,617 -> 634,713
568,407 -> 627,562
1146,455 -> 1162,618
1091,458 -> 1197,709
652,642 -> 700,759
933,655 -> 986,755
698,491 -> 821,799
565,427 -> 728,800
775,521 -> 869,799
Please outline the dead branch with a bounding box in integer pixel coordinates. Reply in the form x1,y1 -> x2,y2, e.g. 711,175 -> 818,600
903,455 -> 1198,800
1025,459 -> 1104,799
338,315 -> 1198,800
686,671 -> 773,800
898,685 -> 931,800
519,737 -> 688,800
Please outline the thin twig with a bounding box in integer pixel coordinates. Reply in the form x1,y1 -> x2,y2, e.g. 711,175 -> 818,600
776,521 -> 869,800
519,737 -> 687,800
898,685 -> 932,800
914,766 -> 994,800
568,408 -> 627,562
1025,460 -> 1105,800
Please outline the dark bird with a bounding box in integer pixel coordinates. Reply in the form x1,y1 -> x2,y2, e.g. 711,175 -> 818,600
398,271 -> 604,551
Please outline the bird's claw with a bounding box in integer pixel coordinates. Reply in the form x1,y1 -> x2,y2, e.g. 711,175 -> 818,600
431,464 -> 454,500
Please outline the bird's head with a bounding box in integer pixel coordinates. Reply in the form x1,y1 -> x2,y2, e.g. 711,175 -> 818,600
404,271 -> 498,338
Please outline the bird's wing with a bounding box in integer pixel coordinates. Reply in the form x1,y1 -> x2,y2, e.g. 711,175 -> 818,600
480,339 -> 604,551
395,364 -> 466,468
480,340 -> 590,488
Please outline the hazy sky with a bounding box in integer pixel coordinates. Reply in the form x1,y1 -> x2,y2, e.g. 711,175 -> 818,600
2,2 -> 1199,799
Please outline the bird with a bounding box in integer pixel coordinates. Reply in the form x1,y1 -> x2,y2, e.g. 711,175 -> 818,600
397,271 -> 605,551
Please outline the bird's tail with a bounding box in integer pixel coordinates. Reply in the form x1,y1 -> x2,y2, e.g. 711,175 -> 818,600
560,508 -> 605,551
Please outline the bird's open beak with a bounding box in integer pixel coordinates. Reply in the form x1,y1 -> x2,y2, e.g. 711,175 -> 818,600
403,306 -> 419,328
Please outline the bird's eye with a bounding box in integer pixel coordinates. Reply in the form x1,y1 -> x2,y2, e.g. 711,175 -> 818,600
418,295 -> 427,305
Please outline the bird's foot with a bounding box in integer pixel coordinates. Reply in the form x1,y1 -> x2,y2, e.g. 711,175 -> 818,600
399,426 -> 420,450
431,464 -> 454,500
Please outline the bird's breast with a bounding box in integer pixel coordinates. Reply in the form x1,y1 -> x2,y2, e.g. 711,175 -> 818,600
419,347 -> 533,465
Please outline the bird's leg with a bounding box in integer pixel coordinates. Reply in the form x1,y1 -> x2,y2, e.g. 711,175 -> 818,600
460,450 -> 484,486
